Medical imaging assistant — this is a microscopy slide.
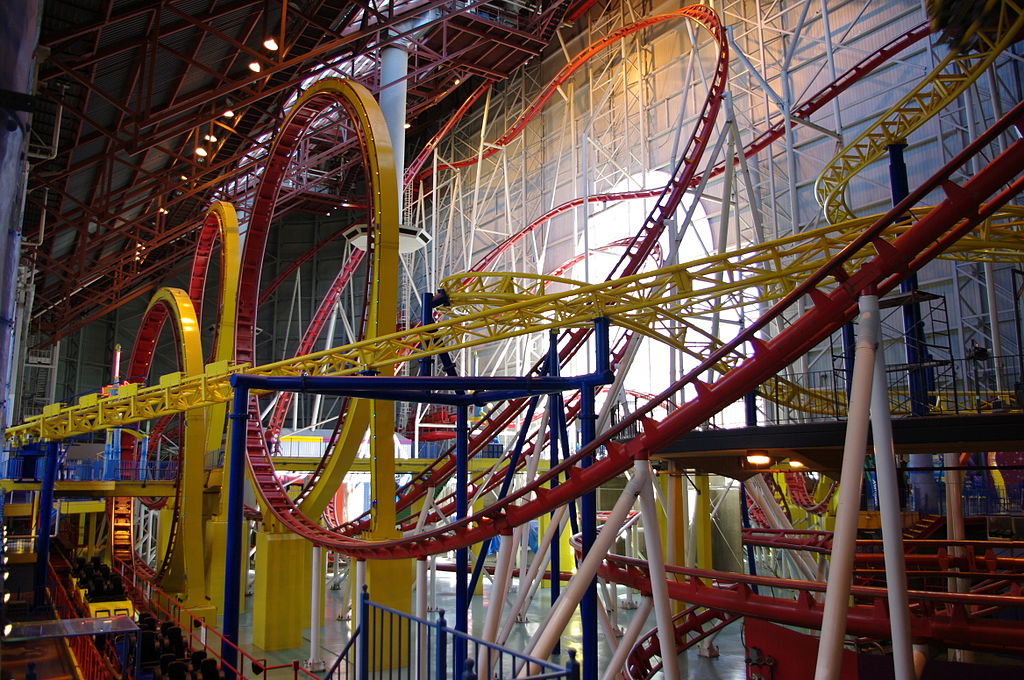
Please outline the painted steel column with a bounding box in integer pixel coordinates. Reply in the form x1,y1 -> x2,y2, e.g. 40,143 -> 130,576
305,545 -> 325,671
526,463 -> 646,662
578,318 -> 606,680
380,43 -> 408,218
221,384 -> 249,680
869,325 -> 915,680
813,296 -> 878,680
637,461 -> 681,680
888,143 -> 936,511
415,558 -> 428,680
545,333 -> 561,622
32,441 -> 58,609
600,597 -> 654,680
454,403 -> 469,680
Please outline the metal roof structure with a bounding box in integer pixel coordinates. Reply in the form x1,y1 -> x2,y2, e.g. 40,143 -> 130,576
24,0 -> 580,343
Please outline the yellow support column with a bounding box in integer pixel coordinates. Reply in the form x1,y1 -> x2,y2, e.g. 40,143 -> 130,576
252,527 -> 312,650
666,469 -> 686,614
695,474 -> 712,572
364,398 -> 412,669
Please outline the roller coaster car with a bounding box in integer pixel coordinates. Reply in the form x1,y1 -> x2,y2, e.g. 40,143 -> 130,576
71,576 -> 135,618
925,0 -> 1007,50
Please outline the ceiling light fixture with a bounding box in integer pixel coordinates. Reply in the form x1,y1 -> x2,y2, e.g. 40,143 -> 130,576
223,108 -> 235,118
179,175 -> 188,181
203,134 -> 218,143
403,122 -> 411,129
789,460 -> 806,468
263,36 -> 279,51
195,146 -> 208,157
248,60 -> 262,73
454,78 -> 461,85
746,452 -> 771,466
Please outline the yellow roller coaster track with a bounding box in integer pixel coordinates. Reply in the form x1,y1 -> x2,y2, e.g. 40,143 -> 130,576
7,206 -> 1023,445
816,0 -> 1024,223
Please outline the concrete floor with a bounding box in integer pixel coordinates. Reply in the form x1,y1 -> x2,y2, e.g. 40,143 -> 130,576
235,569 -> 747,679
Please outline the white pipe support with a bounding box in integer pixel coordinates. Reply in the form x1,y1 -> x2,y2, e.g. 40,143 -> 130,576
480,533 -> 515,676
637,460 -> 681,680
305,545 -> 326,671
525,462 -> 647,661
600,597 -> 654,680
814,296 -> 879,680
416,558 -> 428,680
379,44 -> 409,217
870,346 -> 915,680
498,506 -> 567,645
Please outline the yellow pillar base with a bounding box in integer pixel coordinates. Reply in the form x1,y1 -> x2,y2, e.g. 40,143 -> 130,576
538,511 -> 572,588
363,557 -> 413,671
204,518 -> 249,617
252,531 -> 311,650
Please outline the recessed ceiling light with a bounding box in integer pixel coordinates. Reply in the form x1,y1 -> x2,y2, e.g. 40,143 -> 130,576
746,453 -> 771,466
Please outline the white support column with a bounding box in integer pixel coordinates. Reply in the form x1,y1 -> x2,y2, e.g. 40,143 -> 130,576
416,558 -> 428,680
600,597 -> 654,680
637,460 -> 681,680
380,43 -> 408,218
814,296 -> 879,680
525,464 -> 647,661
870,333 -> 915,680
304,545 -> 326,671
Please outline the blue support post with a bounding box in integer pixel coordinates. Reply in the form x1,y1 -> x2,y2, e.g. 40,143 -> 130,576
418,292 -> 436,377
545,332 -> 560,648
358,586 -> 370,680
888,142 -> 928,417
579,318 -> 609,680
738,483 -> 759,594
455,405 -> 469,680
33,441 -> 59,610
435,610 -> 448,680
221,382 -> 249,680
889,142 -> 935,511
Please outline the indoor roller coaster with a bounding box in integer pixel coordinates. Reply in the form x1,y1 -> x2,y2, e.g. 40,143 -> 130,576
9,3 -> 1024,679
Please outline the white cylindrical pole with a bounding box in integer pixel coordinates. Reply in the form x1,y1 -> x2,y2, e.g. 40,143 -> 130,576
870,339 -> 915,680
305,545 -> 325,671
600,597 -> 654,680
380,43 -> 409,217
416,558 -> 428,680
814,295 -> 879,680
637,460 -> 681,680
525,464 -> 646,661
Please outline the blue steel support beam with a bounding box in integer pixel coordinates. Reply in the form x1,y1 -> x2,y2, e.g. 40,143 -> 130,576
221,380 -> 249,680
546,332 -> 561,651
455,403 -> 469,680
32,441 -> 59,610
578,317 -> 609,680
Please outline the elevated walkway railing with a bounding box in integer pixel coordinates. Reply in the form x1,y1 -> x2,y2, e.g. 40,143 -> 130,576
324,589 -> 579,680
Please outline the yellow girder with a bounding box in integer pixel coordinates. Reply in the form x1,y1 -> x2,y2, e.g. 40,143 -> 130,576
815,0 -> 1024,223
132,287 -> 208,603
8,208 -> 1024,444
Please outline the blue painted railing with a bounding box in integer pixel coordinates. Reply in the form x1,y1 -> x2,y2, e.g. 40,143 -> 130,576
323,589 -> 578,680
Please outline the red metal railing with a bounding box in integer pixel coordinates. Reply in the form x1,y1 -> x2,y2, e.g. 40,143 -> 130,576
48,563 -> 118,680
114,559 -> 322,680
